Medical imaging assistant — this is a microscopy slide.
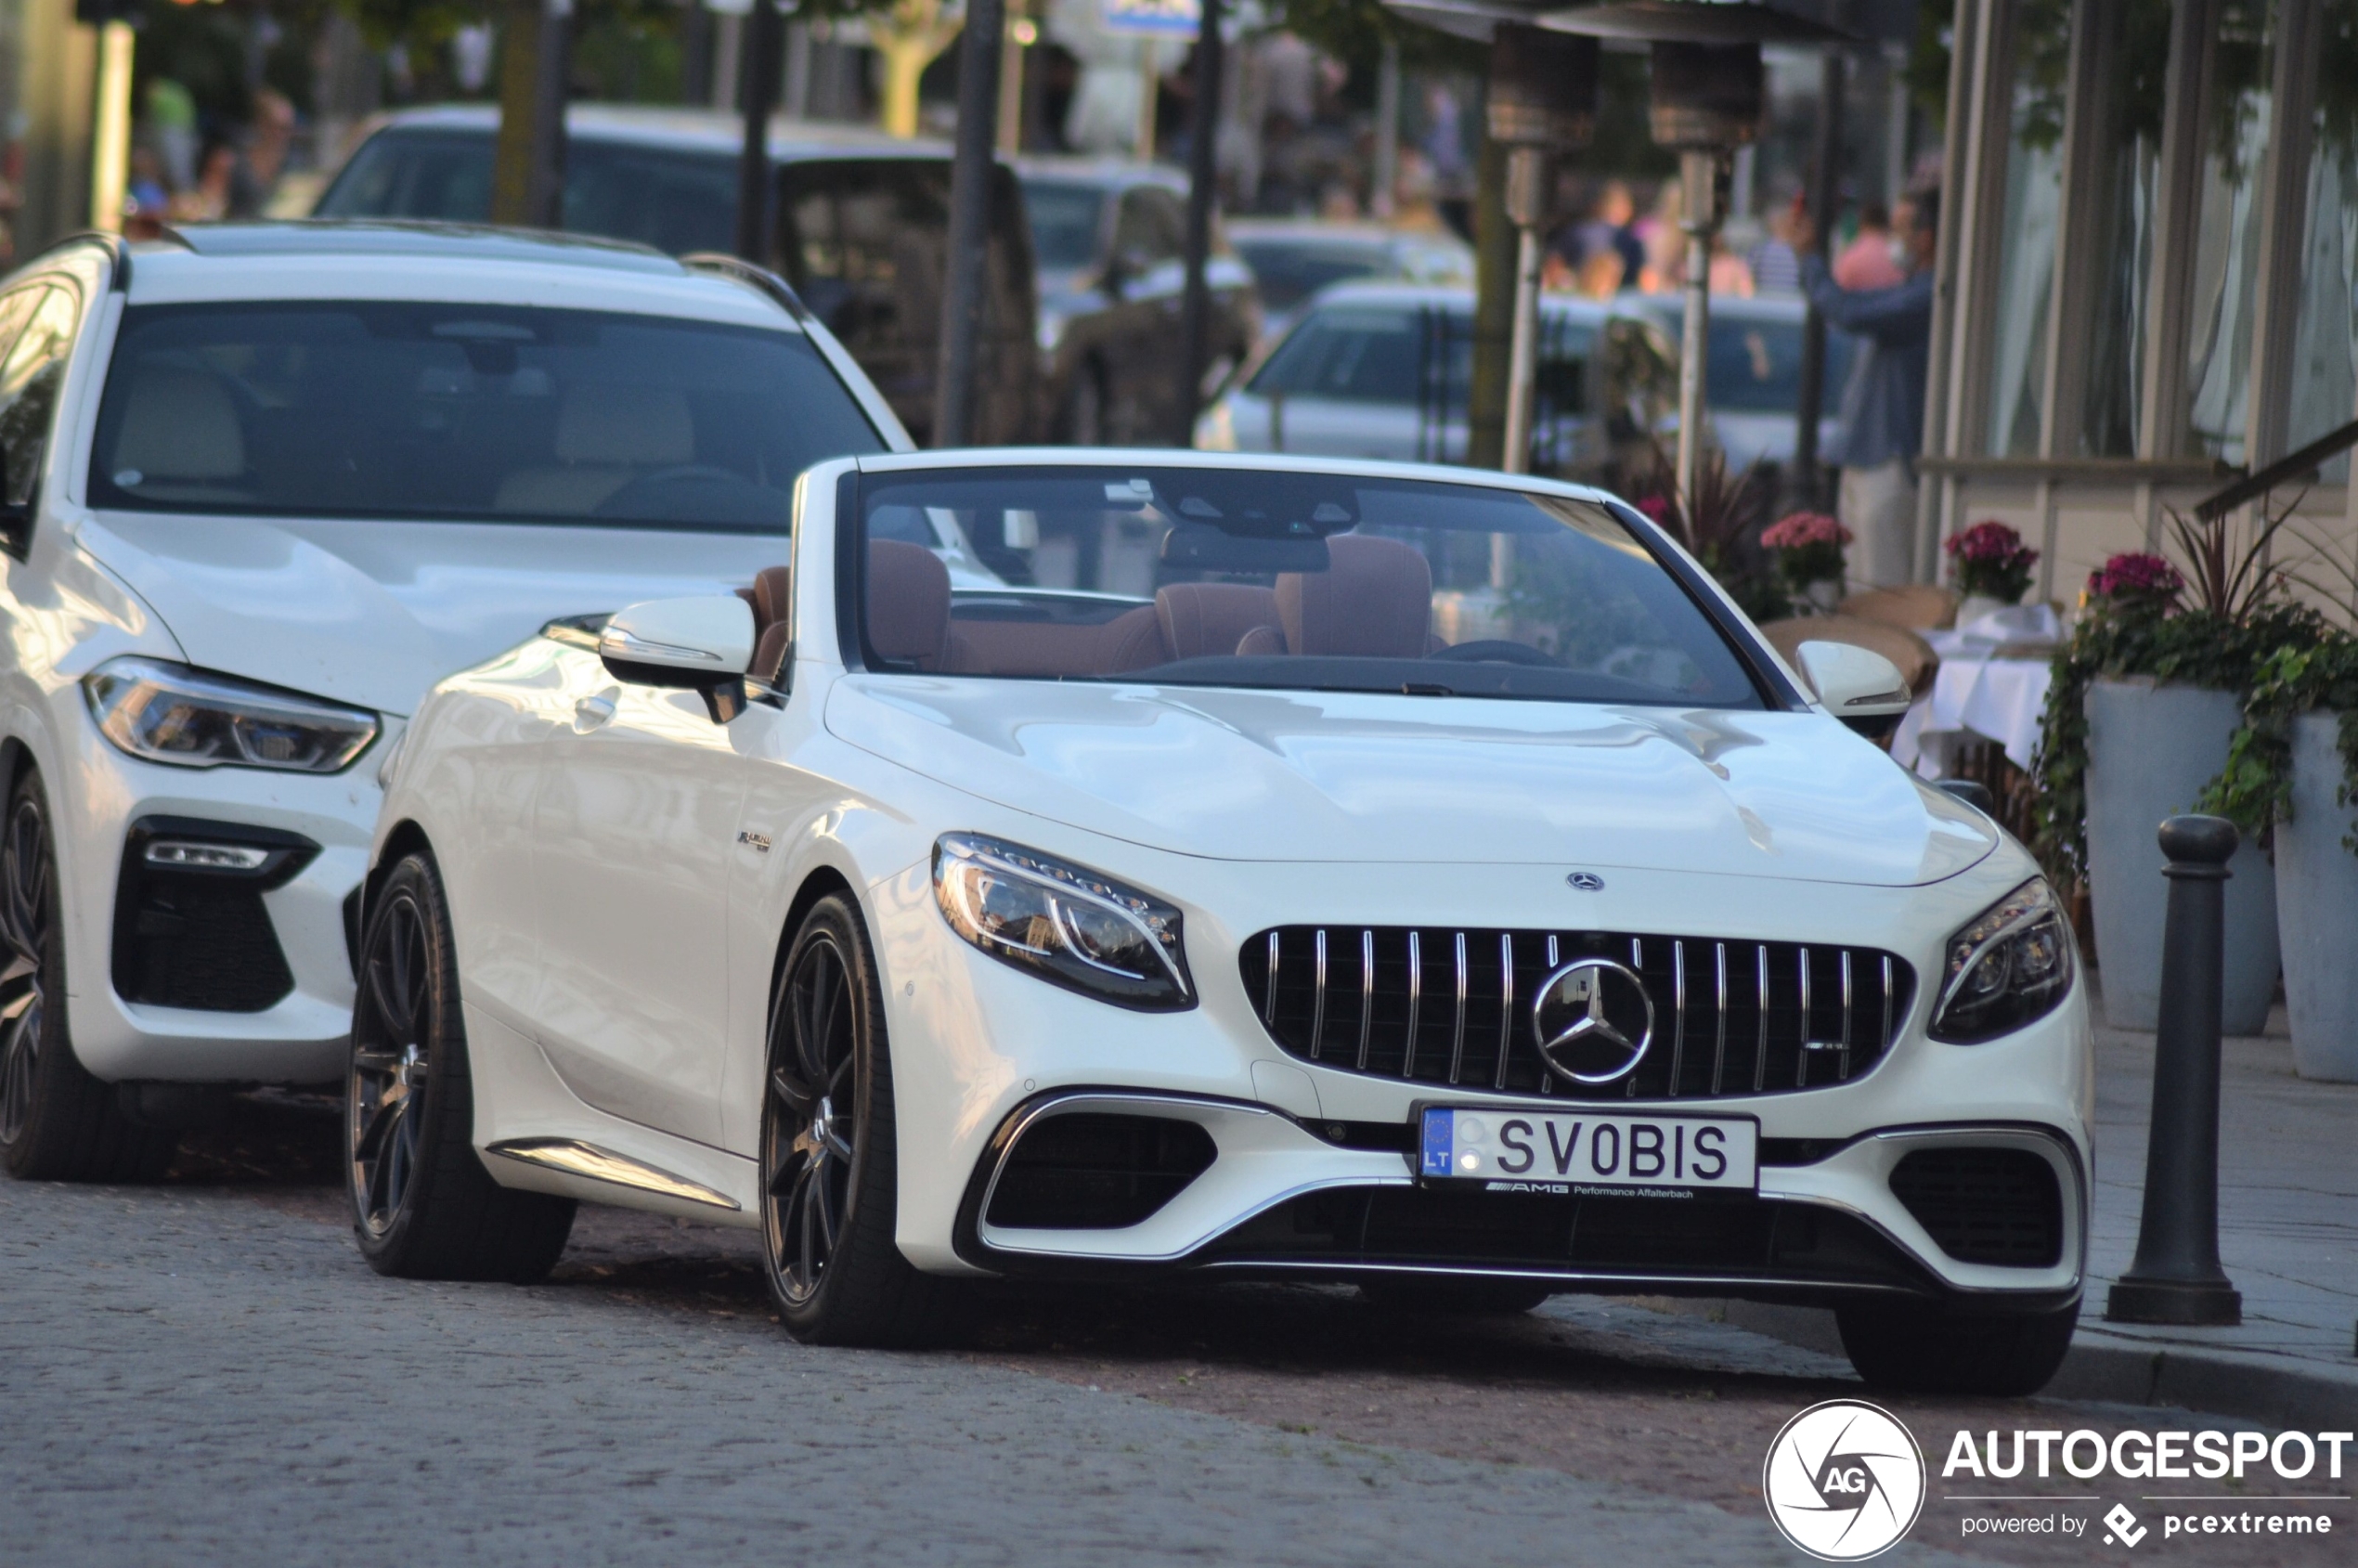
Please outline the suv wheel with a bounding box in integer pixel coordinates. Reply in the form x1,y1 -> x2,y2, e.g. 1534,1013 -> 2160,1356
0,770 -> 175,1182
1835,1299 -> 2078,1396
349,850 -> 574,1280
760,893 -> 953,1345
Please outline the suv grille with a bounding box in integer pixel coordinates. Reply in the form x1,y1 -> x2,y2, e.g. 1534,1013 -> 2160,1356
1888,1147 -> 2063,1267
1240,927 -> 1913,1100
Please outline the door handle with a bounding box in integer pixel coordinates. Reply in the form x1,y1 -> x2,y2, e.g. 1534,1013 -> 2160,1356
573,692 -> 617,733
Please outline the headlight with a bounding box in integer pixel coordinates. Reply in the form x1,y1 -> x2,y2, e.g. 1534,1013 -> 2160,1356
1928,877 -> 2076,1043
933,833 -> 1193,1011
83,656 -> 379,773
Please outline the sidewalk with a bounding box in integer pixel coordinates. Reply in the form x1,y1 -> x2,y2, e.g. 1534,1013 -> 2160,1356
2054,1001 -> 2358,1426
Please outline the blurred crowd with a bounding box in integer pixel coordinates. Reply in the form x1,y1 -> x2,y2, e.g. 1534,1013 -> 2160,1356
1541,177 -> 1934,302
123,81 -> 297,237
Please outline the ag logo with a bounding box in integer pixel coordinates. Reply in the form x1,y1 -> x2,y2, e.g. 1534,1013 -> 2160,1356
1531,958 -> 1653,1082
1762,1399 -> 1925,1562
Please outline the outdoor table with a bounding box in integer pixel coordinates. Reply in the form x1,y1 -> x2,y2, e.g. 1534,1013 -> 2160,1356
1890,628 -> 2057,780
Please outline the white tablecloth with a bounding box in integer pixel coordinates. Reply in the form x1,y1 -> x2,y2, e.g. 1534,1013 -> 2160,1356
1891,646 -> 2055,778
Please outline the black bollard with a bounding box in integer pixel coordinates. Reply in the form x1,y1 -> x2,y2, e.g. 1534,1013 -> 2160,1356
2105,814 -> 2243,1326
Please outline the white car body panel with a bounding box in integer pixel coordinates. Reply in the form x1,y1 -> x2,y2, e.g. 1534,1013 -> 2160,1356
0,227 -> 908,1086
380,449 -> 2094,1313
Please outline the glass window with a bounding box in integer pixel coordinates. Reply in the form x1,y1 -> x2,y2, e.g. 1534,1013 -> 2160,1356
1705,313 -> 1857,414
853,466 -> 1764,708
1981,0 -> 2072,456
1250,305 -> 1593,414
89,304 -> 883,528
2284,3 -> 2358,482
1233,240 -> 1394,313
2077,0 -> 2175,456
2183,0 -> 2278,465
1021,179 -> 1107,271
0,286 -> 80,509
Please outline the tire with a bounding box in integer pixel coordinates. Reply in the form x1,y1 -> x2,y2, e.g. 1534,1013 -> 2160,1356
1358,1276 -> 1556,1315
348,851 -> 574,1281
1835,1299 -> 2078,1397
760,893 -> 954,1346
0,770 -> 175,1183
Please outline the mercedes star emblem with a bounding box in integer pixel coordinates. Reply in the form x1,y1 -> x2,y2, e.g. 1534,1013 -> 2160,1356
1565,872 -> 1606,891
1531,958 -> 1655,1082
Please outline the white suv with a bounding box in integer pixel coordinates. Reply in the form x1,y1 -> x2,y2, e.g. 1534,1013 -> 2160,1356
0,221 -> 902,1181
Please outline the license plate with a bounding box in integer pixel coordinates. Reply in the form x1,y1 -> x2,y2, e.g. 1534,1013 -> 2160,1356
1418,1104 -> 1757,1197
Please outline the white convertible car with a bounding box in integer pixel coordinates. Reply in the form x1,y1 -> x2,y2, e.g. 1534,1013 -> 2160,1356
359,449 -> 2091,1396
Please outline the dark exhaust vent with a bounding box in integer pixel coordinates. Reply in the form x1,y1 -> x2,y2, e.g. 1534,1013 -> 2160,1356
985,1113 -> 1216,1230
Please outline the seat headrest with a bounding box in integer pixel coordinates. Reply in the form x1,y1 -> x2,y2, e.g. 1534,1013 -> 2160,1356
554,382 -> 693,466
111,365 -> 245,480
1156,582 -> 1280,662
1279,533 -> 1432,657
751,565 -> 792,631
865,540 -> 952,667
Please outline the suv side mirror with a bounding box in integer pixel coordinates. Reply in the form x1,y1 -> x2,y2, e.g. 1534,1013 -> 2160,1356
0,444 -> 30,560
1794,640 -> 1913,740
599,595 -> 756,723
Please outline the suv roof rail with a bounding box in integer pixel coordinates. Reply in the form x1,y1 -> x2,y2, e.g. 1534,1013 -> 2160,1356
16,228 -> 162,292
680,252 -> 812,324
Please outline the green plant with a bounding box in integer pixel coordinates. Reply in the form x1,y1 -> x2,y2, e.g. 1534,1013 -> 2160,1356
2199,637 -> 2358,853
1622,438 -> 1785,623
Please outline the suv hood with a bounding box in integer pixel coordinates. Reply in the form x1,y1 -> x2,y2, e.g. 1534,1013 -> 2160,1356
77,512 -> 793,717
827,676 -> 1996,887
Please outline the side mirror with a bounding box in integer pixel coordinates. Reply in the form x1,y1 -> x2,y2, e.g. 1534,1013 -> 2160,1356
599,595 -> 756,723
0,445 -> 30,560
1794,640 -> 1914,740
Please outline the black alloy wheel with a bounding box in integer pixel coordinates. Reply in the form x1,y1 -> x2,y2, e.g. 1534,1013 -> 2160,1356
346,850 -> 574,1281
1835,1298 -> 2079,1396
758,893 -> 954,1345
0,771 -> 174,1182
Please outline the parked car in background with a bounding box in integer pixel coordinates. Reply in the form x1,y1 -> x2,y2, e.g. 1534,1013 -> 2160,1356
1624,292 -> 1853,472
315,104 -> 1038,446
1193,283 -> 1612,476
1224,219 -> 1474,344
0,223 -> 901,1185
1017,160 -> 1258,446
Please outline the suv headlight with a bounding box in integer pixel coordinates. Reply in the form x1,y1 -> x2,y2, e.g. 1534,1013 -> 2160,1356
83,656 -> 379,774
1929,877 -> 2076,1043
933,833 -> 1193,1011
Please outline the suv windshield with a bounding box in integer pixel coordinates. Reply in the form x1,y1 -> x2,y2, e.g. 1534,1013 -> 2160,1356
855,467 -> 1762,707
90,302 -> 883,528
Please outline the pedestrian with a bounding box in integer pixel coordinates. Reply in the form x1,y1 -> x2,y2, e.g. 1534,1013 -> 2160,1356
1747,194 -> 1802,292
1555,179 -> 1644,295
1795,188 -> 1938,590
1833,200 -> 1903,291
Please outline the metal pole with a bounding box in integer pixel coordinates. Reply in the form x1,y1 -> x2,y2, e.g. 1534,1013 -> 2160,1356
1176,0 -> 1225,443
88,19 -> 133,232
1794,49 -> 1843,508
1675,148 -> 1721,519
1134,41 -> 1160,162
734,0 -> 784,261
1372,39 -> 1401,218
935,0 -> 1005,447
526,0 -> 575,227
2105,815 -> 2244,1327
997,0 -> 1028,155
1500,145 -> 1548,474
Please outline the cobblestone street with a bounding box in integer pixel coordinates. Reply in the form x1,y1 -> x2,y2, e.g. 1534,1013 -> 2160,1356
0,1095 -> 2341,1567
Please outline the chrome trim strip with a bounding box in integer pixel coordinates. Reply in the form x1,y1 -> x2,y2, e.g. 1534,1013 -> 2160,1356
1711,941 -> 1728,1095
485,1139 -> 740,1212
1840,950 -> 1855,1080
1355,928 -> 1376,1070
1403,931 -> 1423,1078
1881,954 -> 1894,1060
1263,931 -> 1279,1025
1626,937 -> 1644,1098
1310,928 -> 1328,1060
1667,940 -> 1687,1095
1493,931 -> 1514,1091
1191,1260 -> 1923,1297
1797,947 -> 1812,1088
1754,944 -> 1769,1093
1447,931 -> 1469,1085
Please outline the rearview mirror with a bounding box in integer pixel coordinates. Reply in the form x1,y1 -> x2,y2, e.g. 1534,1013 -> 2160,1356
1794,640 -> 1913,740
600,595 -> 756,723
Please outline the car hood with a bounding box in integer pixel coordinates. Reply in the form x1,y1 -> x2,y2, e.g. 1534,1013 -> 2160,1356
825,676 -> 1996,886
76,512 -> 792,717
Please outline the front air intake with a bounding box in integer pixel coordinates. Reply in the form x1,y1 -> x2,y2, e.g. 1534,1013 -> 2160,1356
984,1113 -> 1216,1230
1888,1147 -> 2063,1267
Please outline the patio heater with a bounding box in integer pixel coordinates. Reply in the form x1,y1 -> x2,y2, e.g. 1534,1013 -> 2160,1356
1488,26 -> 1598,473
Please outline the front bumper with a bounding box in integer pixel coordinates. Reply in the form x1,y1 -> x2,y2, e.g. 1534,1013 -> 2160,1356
58,716 -> 393,1084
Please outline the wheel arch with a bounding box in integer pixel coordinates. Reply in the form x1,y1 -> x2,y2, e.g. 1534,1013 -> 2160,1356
362,819 -> 434,936
771,863 -> 860,1001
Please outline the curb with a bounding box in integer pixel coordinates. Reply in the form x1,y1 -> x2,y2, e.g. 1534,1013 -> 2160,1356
1678,1300 -> 2358,1430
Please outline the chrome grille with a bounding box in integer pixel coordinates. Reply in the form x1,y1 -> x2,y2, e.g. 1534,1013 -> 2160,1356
1240,927 -> 1914,1099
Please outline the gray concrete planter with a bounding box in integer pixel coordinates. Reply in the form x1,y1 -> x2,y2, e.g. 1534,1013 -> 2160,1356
2083,679 -> 2280,1032
2275,711 -> 2358,1081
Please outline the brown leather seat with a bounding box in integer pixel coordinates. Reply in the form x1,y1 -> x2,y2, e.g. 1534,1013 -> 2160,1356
866,540 -> 953,669
745,565 -> 792,682
1838,584 -> 1958,632
1758,615 -> 1939,698
1236,534 -> 1433,656
1157,583 -> 1278,661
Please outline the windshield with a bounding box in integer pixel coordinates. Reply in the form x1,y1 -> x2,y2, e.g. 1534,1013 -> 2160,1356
90,303 -> 884,528
1247,305 -> 1589,416
1233,240 -> 1393,313
1023,180 -> 1107,271
854,467 -> 1762,707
